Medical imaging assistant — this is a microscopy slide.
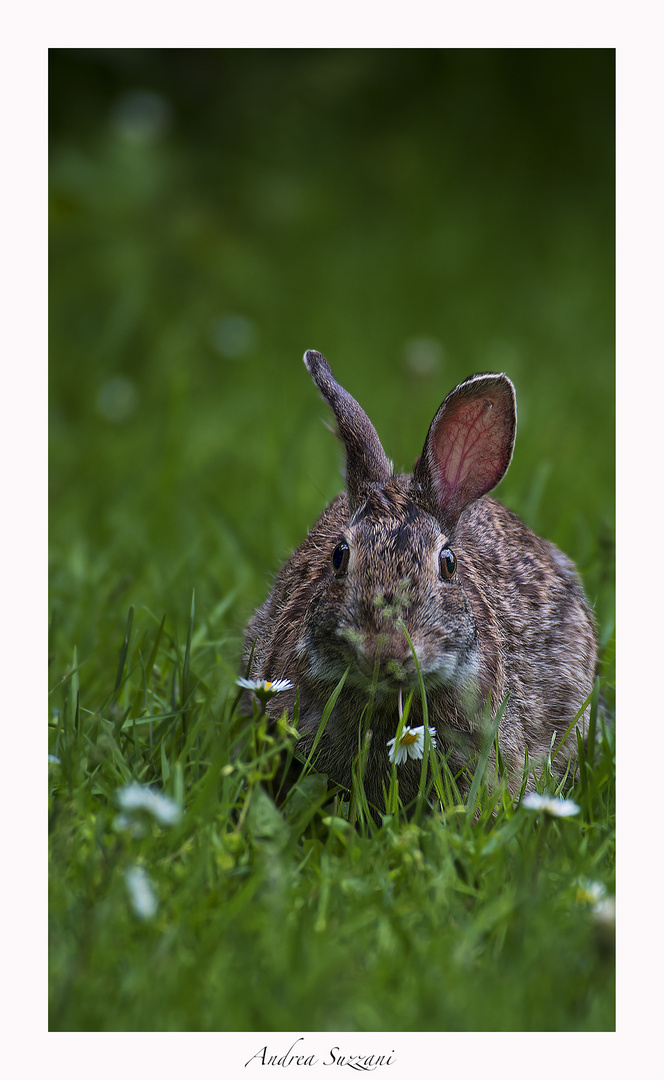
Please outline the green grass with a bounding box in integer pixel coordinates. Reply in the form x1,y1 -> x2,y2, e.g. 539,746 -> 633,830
48,50 -> 615,1032
49,601 -> 614,1031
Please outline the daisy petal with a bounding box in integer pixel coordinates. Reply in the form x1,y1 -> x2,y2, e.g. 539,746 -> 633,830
522,792 -> 580,817
236,676 -> 294,697
387,724 -> 436,767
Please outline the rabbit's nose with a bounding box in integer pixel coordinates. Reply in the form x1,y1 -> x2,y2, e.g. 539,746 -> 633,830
360,627 -> 413,672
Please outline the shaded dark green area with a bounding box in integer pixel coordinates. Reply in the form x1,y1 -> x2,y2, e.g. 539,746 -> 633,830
49,48 -> 615,1032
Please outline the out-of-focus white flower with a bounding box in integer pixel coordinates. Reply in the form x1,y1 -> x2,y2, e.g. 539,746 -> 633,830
125,864 -> 158,921
115,782 -> 182,826
576,878 -> 607,905
521,792 -> 581,818
387,725 -> 436,766
592,896 -> 616,928
574,877 -> 615,933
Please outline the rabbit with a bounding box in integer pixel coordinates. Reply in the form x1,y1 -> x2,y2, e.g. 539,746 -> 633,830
242,349 -> 598,813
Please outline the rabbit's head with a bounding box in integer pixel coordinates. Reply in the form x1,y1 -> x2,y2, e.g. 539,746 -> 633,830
297,350 -> 516,705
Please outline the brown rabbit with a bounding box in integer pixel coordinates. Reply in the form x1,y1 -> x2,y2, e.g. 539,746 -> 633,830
242,350 -> 597,812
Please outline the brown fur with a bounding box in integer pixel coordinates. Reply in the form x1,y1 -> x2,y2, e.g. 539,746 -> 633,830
242,352 -> 598,813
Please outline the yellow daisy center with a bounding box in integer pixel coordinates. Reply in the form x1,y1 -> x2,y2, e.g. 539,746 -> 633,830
400,730 -> 419,746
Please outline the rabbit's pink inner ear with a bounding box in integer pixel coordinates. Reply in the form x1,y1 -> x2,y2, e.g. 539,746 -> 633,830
423,378 -> 516,524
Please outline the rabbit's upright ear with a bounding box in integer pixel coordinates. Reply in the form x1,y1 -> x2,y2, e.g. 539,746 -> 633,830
304,350 -> 392,511
414,373 -> 516,530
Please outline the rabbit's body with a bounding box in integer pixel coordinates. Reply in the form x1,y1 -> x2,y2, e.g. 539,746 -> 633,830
243,352 -> 597,810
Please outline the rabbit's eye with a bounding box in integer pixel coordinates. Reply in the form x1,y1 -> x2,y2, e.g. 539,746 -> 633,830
439,548 -> 457,581
331,542 -> 350,577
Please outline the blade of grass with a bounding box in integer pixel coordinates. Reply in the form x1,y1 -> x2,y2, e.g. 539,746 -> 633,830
400,623 -> 451,823
587,675 -> 600,762
113,606 -> 134,697
550,687 -> 595,765
181,590 -> 196,725
298,667 -> 349,777
69,644 -> 80,743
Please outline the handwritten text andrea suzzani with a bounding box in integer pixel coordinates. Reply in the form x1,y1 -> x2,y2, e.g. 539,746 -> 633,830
245,1038 -> 396,1070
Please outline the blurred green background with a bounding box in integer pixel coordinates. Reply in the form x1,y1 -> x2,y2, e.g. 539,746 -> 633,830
49,48 -> 615,693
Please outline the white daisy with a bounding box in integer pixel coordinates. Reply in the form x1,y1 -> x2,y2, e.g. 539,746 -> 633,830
521,792 -> 581,817
387,725 -> 436,766
236,677 -> 294,700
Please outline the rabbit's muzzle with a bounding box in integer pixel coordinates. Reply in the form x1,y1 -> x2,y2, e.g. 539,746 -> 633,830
322,576 -> 477,697
337,620 -> 417,687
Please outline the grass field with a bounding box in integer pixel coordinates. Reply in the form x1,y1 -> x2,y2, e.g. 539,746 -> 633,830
49,49 -> 615,1033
